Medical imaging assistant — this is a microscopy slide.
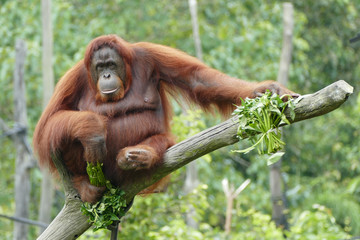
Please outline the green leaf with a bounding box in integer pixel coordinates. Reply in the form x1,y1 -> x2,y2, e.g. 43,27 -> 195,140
267,152 -> 285,166
86,162 -> 106,187
110,214 -> 120,221
281,114 -> 291,125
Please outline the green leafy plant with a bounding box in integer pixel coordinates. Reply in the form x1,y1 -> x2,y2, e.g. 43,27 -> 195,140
86,162 -> 106,187
81,162 -> 127,231
232,91 -> 295,164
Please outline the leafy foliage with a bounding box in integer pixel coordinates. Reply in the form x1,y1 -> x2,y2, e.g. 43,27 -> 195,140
232,92 -> 295,164
288,204 -> 350,239
81,163 -> 127,231
81,187 -> 126,231
86,162 -> 106,187
314,192 -> 360,235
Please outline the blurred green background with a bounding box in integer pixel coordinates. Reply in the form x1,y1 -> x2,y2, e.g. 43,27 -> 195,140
0,0 -> 359,239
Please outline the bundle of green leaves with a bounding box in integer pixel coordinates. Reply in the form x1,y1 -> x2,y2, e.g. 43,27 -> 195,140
81,162 -> 127,231
232,91 -> 295,165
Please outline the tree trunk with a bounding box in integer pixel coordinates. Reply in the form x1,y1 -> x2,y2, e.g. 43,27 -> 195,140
183,0 -> 203,229
277,2 -> 294,86
270,2 -> 294,229
188,0 -> 203,62
183,161 -> 199,228
38,0 -> 55,234
13,39 -> 31,240
269,161 -> 288,229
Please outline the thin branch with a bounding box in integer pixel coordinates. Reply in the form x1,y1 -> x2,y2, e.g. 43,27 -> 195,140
234,179 -> 251,197
0,214 -> 48,228
221,179 -> 230,197
222,178 -> 251,234
37,80 -> 353,240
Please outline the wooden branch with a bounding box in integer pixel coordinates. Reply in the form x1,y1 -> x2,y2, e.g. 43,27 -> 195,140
37,80 -> 353,240
37,153 -> 91,240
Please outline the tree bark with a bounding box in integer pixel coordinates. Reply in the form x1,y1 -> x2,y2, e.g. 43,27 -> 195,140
183,0 -> 203,229
277,2 -> 294,86
13,39 -> 32,240
270,2 -> 294,229
37,80 -> 353,240
183,161 -> 199,228
188,0 -> 203,62
38,0 -> 55,234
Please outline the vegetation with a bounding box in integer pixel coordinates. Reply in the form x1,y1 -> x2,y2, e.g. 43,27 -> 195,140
0,0 -> 359,239
82,163 -> 127,231
81,187 -> 126,232
232,91 -> 295,158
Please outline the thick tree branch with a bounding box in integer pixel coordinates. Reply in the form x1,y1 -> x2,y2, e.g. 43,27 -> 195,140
37,80 -> 353,240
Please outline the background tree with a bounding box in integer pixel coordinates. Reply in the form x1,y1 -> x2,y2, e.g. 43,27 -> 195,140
37,0 -> 55,233
269,2 -> 294,229
182,0 -> 203,230
12,39 -> 32,240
